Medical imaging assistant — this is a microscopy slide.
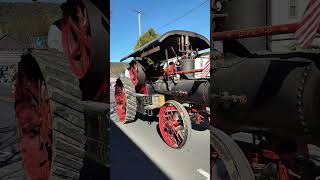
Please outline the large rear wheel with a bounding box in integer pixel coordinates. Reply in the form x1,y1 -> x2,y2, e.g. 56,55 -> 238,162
114,77 -> 137,123
14,49 -> 86,180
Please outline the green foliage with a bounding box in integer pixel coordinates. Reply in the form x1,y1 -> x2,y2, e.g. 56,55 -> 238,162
134,28 -> 160,50
110,62 -> 129,76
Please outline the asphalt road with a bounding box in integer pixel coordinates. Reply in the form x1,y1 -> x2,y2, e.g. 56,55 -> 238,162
110,86 -> 210,180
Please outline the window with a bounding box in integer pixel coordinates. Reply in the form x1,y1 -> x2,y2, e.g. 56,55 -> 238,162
289,0 -> 298,18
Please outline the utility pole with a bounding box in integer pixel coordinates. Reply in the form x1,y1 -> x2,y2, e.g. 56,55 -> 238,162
133,10 -> 144,38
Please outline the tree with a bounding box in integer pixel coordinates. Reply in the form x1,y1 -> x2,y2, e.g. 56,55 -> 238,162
134,28 -> 160,50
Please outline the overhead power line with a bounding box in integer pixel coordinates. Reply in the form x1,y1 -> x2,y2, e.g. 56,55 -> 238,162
155,0 -> 209,31
118,0 -> 209,59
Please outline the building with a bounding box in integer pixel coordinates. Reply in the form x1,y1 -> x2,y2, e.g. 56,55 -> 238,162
0,33 -> 26,83
213,0 -> 319,52
194,52 -> 209,78
269,0 -> 319,51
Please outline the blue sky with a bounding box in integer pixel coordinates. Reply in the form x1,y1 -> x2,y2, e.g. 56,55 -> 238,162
0,0 -> 64,3
111,0 -> 210,62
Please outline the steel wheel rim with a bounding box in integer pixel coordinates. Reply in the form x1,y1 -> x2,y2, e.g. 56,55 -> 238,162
114,81 -> 127,123
159,102 -> 188,148
62,2 -> 91,79
15,75 -> 52,180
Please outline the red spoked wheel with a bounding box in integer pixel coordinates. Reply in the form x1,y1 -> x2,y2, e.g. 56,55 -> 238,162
62,0 -> 91,79
15,68 -> 52,180
128,60 -> 148,94
210,126 -> 255,180
159,100 -> 191,149
114,77 -> 137,123
115,82 -> 127,122
12,51 -> 86,179
128,61 -> 139,87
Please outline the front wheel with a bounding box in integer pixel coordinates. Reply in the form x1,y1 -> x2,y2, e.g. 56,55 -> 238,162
159,100 -> 191,149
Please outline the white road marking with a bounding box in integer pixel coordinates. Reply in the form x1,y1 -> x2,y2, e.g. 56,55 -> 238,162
197,168 -> 210,180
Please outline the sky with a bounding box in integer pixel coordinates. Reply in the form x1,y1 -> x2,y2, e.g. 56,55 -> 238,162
0,0 -> 64,3
111,0 -> 210,62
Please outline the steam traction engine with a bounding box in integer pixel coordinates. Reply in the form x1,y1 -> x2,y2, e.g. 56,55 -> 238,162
12,0 -> 109,179
114,30 -> 211,148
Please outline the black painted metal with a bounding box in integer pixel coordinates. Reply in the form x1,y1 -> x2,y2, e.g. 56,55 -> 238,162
154,79 -> 210,106
210,55 -> 320,144
179,59 -> 195,79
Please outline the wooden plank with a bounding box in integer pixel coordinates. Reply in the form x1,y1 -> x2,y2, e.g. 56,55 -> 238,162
141,46 -> 160,57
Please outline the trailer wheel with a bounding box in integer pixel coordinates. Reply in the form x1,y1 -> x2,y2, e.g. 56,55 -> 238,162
114,77 -> 137,123
159,100 -> 191,149
14,50 -> 86,180
210,127 -> 255,180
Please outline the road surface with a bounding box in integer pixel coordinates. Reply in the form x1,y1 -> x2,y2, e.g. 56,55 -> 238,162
110,85 -> 210,180
0,83 -> 26,180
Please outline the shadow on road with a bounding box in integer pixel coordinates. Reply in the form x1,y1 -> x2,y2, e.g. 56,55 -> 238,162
110,121 -> 170,180
79,157 -> 110,180
137,113 -> 210,145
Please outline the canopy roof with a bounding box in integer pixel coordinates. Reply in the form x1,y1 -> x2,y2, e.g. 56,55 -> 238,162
120,30 -> 210,62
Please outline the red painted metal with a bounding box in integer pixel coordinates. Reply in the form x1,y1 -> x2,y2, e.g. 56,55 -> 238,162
137,84 -> 148,94
94,78 -> 108,103
62,5 -> 91,79
189,108 -> 205,124
128,62 -> 139,86
177,69 -> 204,75
15,77 -> 52,180
114,82 -> 127,123
212,23 -> 320,41
260,150 -> 291,180
279,162 -> 291,180
159,104 -> 185,148
128,61 -> 148,94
